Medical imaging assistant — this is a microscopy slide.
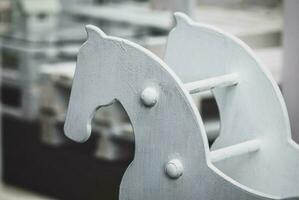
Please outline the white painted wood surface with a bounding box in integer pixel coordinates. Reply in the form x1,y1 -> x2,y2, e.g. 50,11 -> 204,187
185,73 -> 238,94
64,18 -> 299,199
210,139 -> 260,163
164,13 -> 299,198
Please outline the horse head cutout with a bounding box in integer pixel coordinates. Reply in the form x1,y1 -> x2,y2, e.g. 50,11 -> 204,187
64,20 -> 297,199
165,12 -> 299,198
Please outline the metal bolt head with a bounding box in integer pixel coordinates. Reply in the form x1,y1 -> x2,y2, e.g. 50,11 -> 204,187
165,159 -> 183,179
141,87 -> 158,107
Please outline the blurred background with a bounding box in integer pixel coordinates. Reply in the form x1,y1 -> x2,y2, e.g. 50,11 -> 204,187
0,0 -> 299,199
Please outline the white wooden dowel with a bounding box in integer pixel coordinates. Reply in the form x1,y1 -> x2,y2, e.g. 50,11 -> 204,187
210,139 -> 260,163
185,73 -> 239,94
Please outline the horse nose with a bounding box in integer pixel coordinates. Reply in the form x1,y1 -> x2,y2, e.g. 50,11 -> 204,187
64,107 -> 92,143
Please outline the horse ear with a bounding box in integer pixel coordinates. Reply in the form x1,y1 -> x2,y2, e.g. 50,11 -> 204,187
174,12 -> 193,28
85,24 -> 107,41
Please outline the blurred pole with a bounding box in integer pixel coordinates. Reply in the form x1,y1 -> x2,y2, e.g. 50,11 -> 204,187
0,38 -> 2,181
282,0 -> 299,143
151,0 -> 196,17
197,0 -> 279,7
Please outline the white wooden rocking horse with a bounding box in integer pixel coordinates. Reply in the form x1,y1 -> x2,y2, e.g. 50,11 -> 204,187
64,12 -> 299,200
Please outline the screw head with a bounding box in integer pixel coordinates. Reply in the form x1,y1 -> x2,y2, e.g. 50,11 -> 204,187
141,87 -> 158,107
165,159 -> 183,179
